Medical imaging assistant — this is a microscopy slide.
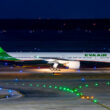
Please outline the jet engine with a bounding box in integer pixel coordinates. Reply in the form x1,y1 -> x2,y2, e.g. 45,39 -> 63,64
64,61 -> 80,69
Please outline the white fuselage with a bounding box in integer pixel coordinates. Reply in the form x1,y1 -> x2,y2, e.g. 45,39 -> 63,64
7,52 -> 110,63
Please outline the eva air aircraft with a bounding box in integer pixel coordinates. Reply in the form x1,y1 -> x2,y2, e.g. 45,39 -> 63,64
0,47 -> 110,69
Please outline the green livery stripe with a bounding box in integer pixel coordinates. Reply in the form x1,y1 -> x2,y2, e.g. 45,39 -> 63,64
0,47 -> 19,61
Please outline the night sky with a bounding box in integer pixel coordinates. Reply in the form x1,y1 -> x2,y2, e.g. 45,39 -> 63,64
0,0 -> 109,19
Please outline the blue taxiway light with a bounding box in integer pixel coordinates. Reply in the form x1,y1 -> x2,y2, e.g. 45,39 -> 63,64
8,90 -> 13,93
81,77 -> 86,82
15,78 -> 19,81
4,62 -> 8,66
94,66 -> 96,70
0,88 -> 2,90
19,70 -> 23,73
77,69 -> 80,72
6,96 -> 9,99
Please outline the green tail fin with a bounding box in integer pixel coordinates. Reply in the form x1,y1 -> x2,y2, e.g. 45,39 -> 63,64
0,47 -> 18,61
0,47 -> 6,53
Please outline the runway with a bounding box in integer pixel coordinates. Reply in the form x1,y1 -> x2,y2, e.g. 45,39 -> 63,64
0,79 -> 110,110
0,66 -> 110,110
1,66 -> 110,74
0,66 -> 110,80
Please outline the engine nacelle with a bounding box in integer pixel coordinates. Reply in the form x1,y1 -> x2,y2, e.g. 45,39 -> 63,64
65,61 -> 80,69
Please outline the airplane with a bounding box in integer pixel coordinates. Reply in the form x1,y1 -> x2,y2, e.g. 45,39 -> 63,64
0,47 -> 110,70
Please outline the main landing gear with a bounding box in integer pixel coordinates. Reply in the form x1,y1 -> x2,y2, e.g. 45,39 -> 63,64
50,63 -> 60,71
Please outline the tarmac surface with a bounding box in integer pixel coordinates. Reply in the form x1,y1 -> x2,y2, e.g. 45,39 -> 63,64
0,67 -> 110,110
0,79 -> 110,110
1,66 -> 110,74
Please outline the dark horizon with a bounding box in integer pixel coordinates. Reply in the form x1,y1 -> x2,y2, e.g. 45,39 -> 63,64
0,19 -> 110,52
0,19 -> 110,30
0,0 -> 109,19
